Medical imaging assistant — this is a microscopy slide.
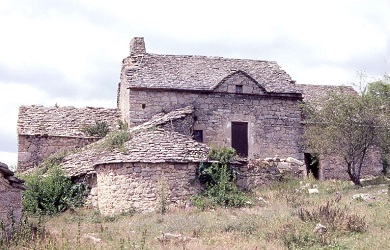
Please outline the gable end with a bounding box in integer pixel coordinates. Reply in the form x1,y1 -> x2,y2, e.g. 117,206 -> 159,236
213,71 -> 266,94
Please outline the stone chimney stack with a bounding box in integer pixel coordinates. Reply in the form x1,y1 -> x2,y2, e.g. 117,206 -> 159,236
129,37 -> 146,55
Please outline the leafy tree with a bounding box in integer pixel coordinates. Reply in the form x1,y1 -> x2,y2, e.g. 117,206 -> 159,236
303,90 -> 381,186
367,76 -> 390,175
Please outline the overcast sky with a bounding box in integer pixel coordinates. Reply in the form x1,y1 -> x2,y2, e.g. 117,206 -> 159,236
0,0 -> 389,167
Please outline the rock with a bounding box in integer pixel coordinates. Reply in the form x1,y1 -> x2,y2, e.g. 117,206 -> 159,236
156,233 -> 195,244
286,157 -> 304,165
257,197 -> 269,203
352,193 -> 375,201
313,223 -> 327,234
83,233 -> 102,244
308,188 -> 319,194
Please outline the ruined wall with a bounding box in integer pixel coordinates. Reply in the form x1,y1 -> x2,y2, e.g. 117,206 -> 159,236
95,162 -> 200,215
236,157 -> 305,189
319,149 -> 383,180
0,163 -> 24,233
18,135 -> 98,172
127,89 -> 303,160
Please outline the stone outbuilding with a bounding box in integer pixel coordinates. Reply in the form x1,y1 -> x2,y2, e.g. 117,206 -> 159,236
0,162 -> 25,233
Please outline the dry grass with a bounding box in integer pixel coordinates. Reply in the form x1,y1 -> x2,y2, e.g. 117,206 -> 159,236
3,178 -> 390,249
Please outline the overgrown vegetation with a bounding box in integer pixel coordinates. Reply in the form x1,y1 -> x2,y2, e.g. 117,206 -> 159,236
82,120 -> 110,137
3,179 -> 389,249
101,129 -> 130,152
22,166 -> 86,215
193,147 -> 251,209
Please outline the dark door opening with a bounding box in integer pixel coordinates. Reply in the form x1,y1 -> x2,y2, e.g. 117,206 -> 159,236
231,122 -> 248,157
304,153 -> 320,179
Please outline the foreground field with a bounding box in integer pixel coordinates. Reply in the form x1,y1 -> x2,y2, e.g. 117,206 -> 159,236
3,178 -> 390,249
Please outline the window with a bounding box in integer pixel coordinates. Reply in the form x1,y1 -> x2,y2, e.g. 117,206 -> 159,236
193,130 -> 203,142
141,104 -> 146,109
235,85 -> 243,93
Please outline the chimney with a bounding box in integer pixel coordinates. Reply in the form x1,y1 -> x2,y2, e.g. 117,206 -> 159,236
129,37 -> 146,55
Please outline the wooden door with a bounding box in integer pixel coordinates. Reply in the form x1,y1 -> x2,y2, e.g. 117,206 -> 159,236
231,122 -> 248,157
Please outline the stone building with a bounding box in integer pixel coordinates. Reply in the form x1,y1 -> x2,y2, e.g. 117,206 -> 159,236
0,162 -> 25,233
16,37 -> 383,213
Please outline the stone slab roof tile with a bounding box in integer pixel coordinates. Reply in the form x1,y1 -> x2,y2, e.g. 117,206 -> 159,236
18,105 -> 121,137
298,84 -> 356,105
95,129 -> 209,166
62,106 -> 205,177
124,54 -> 299,93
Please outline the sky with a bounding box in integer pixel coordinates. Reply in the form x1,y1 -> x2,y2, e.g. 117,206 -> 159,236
0,0 -> 389,167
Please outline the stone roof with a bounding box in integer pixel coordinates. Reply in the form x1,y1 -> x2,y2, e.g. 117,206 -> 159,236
18,105 -> 121,137
95,129 -> 208,166
0,162 -> 26,190
123,38 -> 299,94
62,106 -> 206,177
298,84 -> 356,104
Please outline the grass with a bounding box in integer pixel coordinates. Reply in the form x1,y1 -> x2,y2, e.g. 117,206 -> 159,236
3,178 -> 390,249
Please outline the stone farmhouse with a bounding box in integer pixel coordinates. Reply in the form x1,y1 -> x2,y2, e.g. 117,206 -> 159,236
16,37 -> 382,214
0,162 -> 25,233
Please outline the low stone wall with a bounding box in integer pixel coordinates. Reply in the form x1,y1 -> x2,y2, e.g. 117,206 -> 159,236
0,162 -> 25,234
18,135 -> 98,172
95,162 -> 201,215
236,157 -> 305,189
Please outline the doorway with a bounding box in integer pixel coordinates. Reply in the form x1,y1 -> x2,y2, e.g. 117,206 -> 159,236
231,122 -> 248,157
304,153 -> 320,179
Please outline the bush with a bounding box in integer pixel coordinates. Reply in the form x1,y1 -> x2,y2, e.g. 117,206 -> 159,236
101,130 -> 130,151
195,147 -> 251,208
298,201 -> 367,233
22,166 -> 86,215
82,120 -> 110,137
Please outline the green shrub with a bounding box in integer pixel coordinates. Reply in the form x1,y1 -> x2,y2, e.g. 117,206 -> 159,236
195,147 -> 251,208
102,130 -> 130,151
22,166 -> 86,215
82,120 -> 110,137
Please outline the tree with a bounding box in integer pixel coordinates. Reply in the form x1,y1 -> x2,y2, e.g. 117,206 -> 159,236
366,76 -> 390,175
303,90 -> 381,186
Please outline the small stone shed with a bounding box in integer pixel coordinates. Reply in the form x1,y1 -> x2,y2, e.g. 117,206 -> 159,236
61,106 -> 206,214
94,129 -> 208,215
0,162 -> 25,233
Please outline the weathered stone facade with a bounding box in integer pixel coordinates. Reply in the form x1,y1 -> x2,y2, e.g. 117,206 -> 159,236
17,106 -> 120,171
126,89 -> 303,160
95,162 -> 200,215
0,162 -> 25,234
18,135 -> 98,172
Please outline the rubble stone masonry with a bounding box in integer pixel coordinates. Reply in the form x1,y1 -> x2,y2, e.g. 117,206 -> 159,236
128,89 -> 303,161
95,162 -> 200,215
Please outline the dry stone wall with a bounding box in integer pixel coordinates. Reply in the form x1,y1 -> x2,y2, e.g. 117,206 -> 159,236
18,135 -> 98,172
128,89 -> 303,160
95,162 -> 200,215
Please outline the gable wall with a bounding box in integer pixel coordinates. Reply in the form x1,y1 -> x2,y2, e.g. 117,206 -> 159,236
128,89 -> 303,160
214,71 -> 265,95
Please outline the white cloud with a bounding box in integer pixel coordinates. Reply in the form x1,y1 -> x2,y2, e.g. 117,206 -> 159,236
0,0 -> 389,168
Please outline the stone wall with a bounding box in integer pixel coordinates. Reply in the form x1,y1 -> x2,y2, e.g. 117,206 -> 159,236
319,149 -> 383,180
236,157 -> 305,189
0,163 -> 24,234
95,162 -> 201,215
127,89 -> 303,160
18,135 -> 98,172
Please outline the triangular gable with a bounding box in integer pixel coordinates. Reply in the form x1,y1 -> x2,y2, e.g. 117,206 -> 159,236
213,71 -> 266,94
